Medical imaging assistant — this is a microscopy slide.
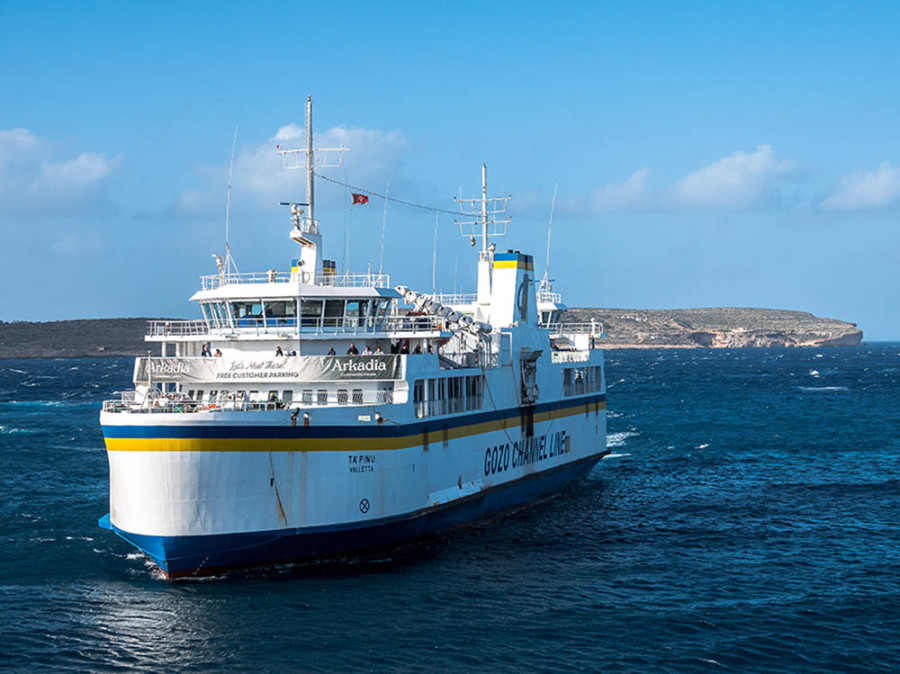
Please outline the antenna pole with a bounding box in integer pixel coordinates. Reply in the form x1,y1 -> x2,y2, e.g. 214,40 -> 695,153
543,182 -> 558,287
305,96 -> 314,229
481,163 -> 488,252
432,211 -> 439,293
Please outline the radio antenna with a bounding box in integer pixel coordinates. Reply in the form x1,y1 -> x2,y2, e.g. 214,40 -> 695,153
224,125 -> 239,274
540,182 -> 558,291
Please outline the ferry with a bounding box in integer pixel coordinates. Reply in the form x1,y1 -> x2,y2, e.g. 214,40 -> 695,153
99,98 -> 608,578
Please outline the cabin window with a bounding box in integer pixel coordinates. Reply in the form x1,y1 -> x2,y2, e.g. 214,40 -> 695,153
300,299 -> 324,327
448,377 -> 464,414
231,301 -> 263,326
427,379 -> 436,416
196,389 -> 204,401
414,380 -> 425,418
352,389 -> 363,405
337,389 -> 348,405
282,390 -> 293,404
345,299 -> 368,328
265,300 -> 297,326
437,379 -> 448,415
267,390 -> 279,403
465,376 -> 484,411
323,300 -> 344,328
317,389 -> 328,405
302,389 -> 313,404
373,299 -> 391,326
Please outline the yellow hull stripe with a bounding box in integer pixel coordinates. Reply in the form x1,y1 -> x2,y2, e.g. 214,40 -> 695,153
105,401 -> 605,453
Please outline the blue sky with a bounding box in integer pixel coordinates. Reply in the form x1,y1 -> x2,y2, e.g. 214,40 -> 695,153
1,1 -> 898,338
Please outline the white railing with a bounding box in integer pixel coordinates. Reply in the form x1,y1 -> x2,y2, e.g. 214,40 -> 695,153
432,292 -> 477,306
147,315 -> 447,338
199,270 -> 391,290
102,389 -> 397,414
551,350 -> 591,363
147,320 -> 209,336
537,290 -> 562,304
544,322 -> 605,335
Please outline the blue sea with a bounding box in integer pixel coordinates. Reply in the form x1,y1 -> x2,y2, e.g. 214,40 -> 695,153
1,346 -> 899,672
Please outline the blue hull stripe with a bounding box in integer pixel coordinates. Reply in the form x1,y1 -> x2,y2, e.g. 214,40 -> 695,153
102,394 -> 605,440
102,453 -> 606,578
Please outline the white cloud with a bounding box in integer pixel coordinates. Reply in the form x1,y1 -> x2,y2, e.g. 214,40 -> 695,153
0,128 -> 121,218
171,123 -> 410,216
820,162 -> 900,211
236,124 -> 409,208
50,229 -> 106,257
672,145 -> 793,210
591,168 -> 650,212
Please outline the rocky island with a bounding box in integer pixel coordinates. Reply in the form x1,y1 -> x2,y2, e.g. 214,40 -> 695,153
566,307 -> 863,349
0,308 -> 863,359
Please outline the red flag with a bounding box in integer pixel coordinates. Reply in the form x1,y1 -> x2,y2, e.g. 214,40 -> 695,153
351,193 -> 369,205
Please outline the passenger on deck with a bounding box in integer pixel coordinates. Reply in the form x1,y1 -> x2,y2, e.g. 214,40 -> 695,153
374,345 -> 383,355
214,349 -> 223,357
275,346 -> 284,357
413,345 -> 423,354
201,342 -> 211,357
362,345 -> 373,356
327,347 -> 336,356
347,343 -> 359,355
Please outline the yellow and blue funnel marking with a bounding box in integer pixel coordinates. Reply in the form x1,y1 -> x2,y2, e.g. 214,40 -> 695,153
493,252 -> 534,271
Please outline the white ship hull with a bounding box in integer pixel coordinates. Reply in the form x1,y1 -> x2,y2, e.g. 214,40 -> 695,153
101,394 -> 606,577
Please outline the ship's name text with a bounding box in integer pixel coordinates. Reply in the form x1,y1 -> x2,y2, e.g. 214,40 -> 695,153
484,431 -> 568,476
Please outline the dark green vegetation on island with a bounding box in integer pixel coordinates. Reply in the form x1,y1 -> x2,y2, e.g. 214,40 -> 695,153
0,318 -> 171,359
0,308 -> 863,359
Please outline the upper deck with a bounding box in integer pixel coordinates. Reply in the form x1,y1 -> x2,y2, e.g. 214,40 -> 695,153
199,270 -> 391,292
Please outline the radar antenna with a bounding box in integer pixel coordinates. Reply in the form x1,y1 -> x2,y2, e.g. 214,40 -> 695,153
276,96 -> 349,236
453,163 -> 511,253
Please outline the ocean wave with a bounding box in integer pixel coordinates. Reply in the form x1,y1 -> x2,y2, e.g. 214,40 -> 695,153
0,426 -> 36,434
0,400 -> 100,409
798,386 -> 849,392
608,431 -> 639,447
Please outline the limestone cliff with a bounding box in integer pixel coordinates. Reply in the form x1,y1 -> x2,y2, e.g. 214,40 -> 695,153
563,307 -> 863,349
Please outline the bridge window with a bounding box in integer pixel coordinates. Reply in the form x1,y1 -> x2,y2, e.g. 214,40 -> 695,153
300,299 -> 323,327
345,299 -> 369,328
323,300 -> 344,328
265,300 -> 297,326
373,299 -> 391,326
231,301 -> 263,326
